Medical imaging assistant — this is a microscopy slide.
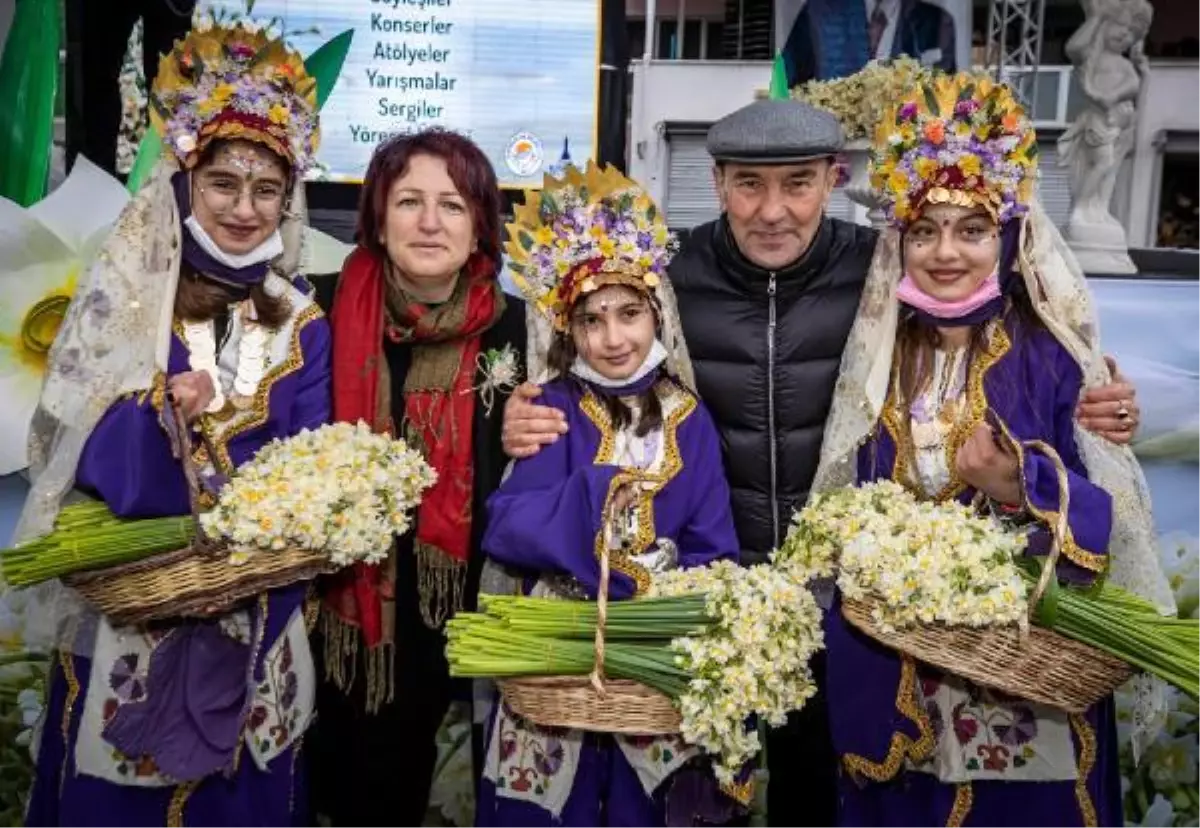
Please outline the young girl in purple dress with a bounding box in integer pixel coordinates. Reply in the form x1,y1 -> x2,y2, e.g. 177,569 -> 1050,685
475,163 -> 747,827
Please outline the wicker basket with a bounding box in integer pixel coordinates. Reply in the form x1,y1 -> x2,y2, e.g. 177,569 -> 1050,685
498,511 -> 682,735
63,404 -> 335,627
841,443 -> 1135,713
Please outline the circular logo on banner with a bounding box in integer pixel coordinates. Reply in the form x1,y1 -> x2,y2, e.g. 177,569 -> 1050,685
505,132 -> 544,177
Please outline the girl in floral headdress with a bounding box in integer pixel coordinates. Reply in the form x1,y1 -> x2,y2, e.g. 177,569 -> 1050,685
475,163 -> 745,826
810,72 -> 1173,826
19,23 -> 329,827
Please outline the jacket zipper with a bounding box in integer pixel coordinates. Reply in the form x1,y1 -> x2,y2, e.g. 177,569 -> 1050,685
767,272 -> 780,549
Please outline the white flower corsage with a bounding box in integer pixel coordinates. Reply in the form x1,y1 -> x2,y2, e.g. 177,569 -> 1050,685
472,345 -> 521,416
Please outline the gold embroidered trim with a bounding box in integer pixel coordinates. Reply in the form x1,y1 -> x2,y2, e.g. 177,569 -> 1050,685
841,655 -> 936,783
998,424 -> 1108,574
882,322 -> 1012,502
200,303 -> 323,472
57,650 -> 80,800
720,776 -> 755,807
135,372 -> 167,411
582,381 -> 696,597
1070,713 -> 1099,827
166,781 -> 200,827
946,783 -> 973,827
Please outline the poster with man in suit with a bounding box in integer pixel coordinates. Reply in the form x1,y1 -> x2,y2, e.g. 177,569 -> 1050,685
776,0 -> 971,85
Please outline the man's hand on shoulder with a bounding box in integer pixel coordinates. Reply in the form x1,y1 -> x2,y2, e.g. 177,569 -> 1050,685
502,382 -> 569,459
1075,355 -> 1140,446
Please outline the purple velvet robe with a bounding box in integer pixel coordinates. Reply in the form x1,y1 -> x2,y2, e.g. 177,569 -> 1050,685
26,315 -> 331,828
476,375 -> 740,826
828,319 -> 1123,827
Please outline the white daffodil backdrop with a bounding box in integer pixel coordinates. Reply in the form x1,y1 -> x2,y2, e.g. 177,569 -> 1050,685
0,157 -> 131,475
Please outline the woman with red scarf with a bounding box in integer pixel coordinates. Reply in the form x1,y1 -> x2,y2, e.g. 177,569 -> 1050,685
308,129 -> 526,826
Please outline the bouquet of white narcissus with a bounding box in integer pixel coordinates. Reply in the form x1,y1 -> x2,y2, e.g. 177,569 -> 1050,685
200,421 -> 437,567
448,558 -> 825,787
779,480 -> 1199,700
779,480 -> 1029,633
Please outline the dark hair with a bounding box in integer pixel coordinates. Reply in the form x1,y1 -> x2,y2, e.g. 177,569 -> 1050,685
356,128 -> 502,282
546,293 -> 668,437
174,264 -> 291,328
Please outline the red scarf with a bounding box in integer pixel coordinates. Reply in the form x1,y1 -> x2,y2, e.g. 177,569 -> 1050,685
322,246 -> 502,708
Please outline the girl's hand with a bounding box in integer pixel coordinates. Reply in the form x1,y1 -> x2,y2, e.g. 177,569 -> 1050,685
956,423 -> 1023,507
168,371 -> 216,422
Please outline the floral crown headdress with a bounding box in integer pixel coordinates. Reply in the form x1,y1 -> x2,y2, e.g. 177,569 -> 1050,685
869,72 -> 1038,228
150,21 -> 320,173
506,162 -> 677,331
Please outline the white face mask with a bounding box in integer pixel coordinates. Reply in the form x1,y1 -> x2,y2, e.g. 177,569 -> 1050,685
184,215 -> 284,270
569,339 -> 669,388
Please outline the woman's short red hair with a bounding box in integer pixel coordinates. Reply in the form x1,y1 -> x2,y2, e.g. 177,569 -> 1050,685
356,128 -> 502,282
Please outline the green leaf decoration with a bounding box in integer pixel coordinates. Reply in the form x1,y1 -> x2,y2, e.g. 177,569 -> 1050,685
0,0 -> 62,206
518,230 -> 535,251
768,51 -> 789,101
647,204 -> 658,223
922,85 -> 940,116
958,83 -> 975,103
1026,142 -> 1040,159
126,27 -> 356,194
304,29 -> 355,110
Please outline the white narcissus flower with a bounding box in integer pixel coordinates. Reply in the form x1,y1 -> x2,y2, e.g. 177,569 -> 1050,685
0,157 -> 130,474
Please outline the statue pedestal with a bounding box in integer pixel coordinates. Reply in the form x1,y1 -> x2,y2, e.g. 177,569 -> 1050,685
1066,212 -> 1138,274
842,140 -> 888,230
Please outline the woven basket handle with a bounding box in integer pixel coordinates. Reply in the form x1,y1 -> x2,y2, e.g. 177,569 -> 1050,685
1021,440 -> 1073,624
163,401 -> 218,551
590,484 -> 627,697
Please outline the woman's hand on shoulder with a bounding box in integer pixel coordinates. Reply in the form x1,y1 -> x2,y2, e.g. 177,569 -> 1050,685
501,382 -> 568,459
168,371 -> 216,422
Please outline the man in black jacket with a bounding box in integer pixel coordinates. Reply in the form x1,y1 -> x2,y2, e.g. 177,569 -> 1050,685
500,97 -> 1140,824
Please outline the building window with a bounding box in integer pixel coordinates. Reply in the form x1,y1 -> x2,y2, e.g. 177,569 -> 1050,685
627,17 -> 728,60
1157,153 -> 1199,249
658,19 -> 704,59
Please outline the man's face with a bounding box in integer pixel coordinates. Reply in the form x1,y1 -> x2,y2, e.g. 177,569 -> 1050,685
714,160 -> 837,271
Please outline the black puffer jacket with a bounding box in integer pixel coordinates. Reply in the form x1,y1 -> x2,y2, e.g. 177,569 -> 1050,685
670,216 -> 878,563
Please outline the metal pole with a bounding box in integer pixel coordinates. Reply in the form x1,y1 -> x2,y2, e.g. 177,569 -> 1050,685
644,0 -> 658,60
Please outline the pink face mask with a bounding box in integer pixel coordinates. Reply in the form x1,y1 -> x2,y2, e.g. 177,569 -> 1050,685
895,269 -> 1001,321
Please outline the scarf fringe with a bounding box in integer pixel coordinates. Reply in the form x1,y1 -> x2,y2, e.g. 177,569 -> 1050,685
416,542 -> 467,629
320,609 -> 395,715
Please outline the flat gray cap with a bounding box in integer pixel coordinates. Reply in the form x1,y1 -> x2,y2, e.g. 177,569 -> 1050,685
707,99 -> 844,164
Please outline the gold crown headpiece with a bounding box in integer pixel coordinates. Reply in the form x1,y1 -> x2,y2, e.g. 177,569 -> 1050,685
869,71 -> 1038,227
506,162 -> 677,331
150,21 -> 319,172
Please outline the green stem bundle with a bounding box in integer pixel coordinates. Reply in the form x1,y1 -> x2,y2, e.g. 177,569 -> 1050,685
447,593 -> 710,700
1,502 -> 195,586
1022,565 -> 1199,699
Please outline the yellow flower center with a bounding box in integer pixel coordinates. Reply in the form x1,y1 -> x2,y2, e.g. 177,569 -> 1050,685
7,293 -> 73,374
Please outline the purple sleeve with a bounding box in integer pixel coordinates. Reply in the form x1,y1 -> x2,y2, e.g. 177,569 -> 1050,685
289,317 -> 332,433
75,386 -> 190,519
1016,347 -> 1111,584
675,402 -> 740,568
482,394 -> 634,598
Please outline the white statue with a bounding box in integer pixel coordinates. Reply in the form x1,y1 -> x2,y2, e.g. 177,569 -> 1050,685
1058,0 -> 1152,274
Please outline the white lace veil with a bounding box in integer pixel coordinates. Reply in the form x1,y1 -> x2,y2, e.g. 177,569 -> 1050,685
9,157 -> 312,658
810,201 -> 1175,758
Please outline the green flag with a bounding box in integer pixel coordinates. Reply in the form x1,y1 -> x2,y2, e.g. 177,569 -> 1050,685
125,27 -> 356,194
768,51 -> 789,101
0,0 -> 62,206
